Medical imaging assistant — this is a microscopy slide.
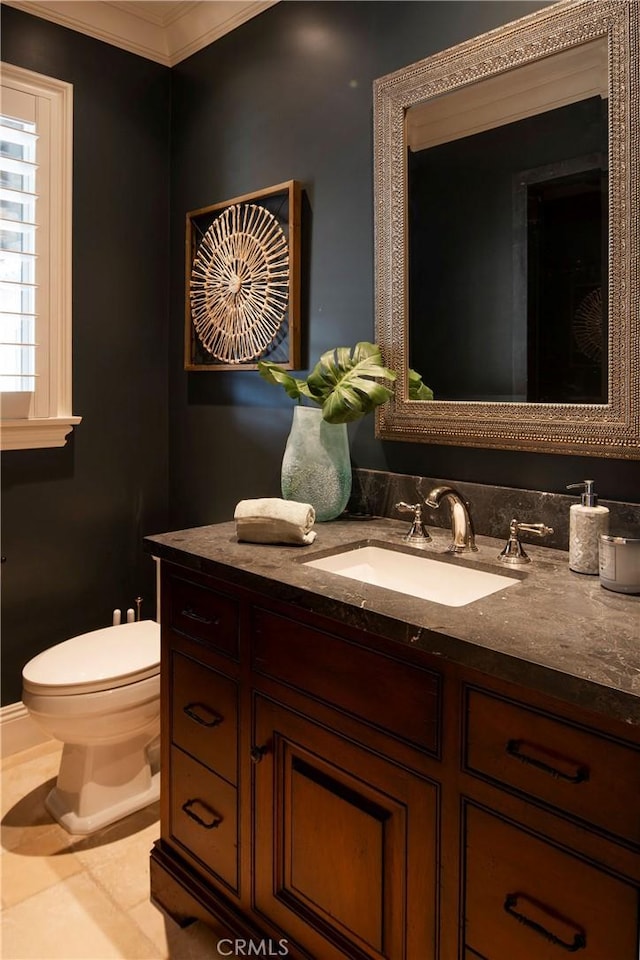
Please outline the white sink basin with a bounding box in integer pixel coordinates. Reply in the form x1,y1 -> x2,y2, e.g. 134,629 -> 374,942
304,543 -> 519,607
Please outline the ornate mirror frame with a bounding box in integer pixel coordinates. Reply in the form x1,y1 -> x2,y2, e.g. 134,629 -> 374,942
374,0 -> 639,458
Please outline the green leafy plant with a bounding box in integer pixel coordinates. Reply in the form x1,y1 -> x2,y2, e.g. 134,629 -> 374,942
408,367 -> 434,401
258,341 -> 432,424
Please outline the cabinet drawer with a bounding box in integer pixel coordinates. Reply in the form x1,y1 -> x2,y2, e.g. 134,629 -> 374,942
465,805 -> 639,960
465,688 -> 640,845
170,746 -> 238,892
168,574 -> 239,658
171,652 -> 237,784
252,609 -> 440,755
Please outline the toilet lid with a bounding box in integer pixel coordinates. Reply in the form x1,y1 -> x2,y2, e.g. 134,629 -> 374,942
22,620 -> 161,696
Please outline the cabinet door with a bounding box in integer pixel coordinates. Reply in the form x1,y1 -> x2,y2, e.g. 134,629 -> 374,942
253,696 -> 438,960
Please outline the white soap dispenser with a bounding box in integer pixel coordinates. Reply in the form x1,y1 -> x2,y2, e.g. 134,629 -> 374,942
566,480 -> 610,574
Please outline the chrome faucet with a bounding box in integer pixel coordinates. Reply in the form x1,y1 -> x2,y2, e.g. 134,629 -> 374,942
425,485 -> 477,554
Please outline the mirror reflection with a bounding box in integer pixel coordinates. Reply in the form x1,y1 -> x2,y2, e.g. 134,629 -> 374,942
406,38 -> 609,404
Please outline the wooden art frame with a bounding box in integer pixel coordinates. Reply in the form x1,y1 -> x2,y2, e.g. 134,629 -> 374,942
185,180 -> 301,371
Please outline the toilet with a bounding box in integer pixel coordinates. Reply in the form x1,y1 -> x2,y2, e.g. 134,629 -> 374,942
22,619 -> 161,835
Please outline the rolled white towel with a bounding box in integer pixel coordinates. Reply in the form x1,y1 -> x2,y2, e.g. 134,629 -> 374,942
234,498 -> 317,545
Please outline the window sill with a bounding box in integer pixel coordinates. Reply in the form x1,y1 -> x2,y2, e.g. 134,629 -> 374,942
1,416 -> 82,451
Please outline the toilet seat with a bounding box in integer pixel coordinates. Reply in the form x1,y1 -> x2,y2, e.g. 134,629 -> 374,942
22,620 -> 160,697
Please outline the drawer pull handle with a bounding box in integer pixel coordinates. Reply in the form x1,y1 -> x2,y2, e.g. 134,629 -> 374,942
505,739 -> 589,784
504,893 -> 586,953
181,607 -> 219,626
250,745 -> 267,764
181,798 -> 223,829
183,702 -> 223,728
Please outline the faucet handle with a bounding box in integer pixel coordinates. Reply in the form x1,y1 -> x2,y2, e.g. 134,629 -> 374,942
498,518 -> 554,564
396,501 -> 420,513
514,520 -> 554,538
394,501 -> 432,544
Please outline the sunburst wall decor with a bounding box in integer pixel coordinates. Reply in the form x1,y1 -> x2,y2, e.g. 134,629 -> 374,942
185,181 -> 301,371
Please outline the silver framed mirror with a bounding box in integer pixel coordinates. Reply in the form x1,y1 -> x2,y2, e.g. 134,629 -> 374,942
374,0 -> 638,458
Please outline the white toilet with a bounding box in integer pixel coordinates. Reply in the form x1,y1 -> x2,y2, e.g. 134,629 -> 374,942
22,619 -> 161,835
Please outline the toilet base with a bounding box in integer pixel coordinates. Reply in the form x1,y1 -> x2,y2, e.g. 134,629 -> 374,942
46,735 -> 160,835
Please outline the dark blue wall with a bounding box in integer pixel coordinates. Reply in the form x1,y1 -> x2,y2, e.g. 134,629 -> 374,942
1,7 -> 171,704
168,0 -> 638,534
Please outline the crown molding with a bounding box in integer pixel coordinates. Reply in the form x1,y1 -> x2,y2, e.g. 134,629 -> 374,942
164,0 -> 277,65
1,0 -> 279,66
108,1 -> 199,28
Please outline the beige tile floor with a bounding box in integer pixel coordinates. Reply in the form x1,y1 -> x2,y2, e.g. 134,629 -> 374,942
1,741 -> 223,959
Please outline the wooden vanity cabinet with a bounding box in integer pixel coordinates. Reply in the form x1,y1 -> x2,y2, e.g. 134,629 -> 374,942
151,559 -> 640,960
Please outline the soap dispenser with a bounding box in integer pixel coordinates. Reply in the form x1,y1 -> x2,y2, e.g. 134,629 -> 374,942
566,480 -> 610,574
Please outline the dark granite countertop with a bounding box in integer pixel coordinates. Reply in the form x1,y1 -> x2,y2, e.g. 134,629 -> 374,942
145,518 -> 640,727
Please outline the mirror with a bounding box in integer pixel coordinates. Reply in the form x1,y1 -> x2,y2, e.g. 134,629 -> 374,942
373,0 -> 639,458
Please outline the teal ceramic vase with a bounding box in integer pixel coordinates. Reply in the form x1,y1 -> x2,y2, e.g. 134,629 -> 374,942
281,406 -> 352,521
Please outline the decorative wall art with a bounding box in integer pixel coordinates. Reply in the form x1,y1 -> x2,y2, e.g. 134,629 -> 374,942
185,180 -> 301,371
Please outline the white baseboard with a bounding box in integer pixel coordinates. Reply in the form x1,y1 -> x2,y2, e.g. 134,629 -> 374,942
1,702 -> 52,758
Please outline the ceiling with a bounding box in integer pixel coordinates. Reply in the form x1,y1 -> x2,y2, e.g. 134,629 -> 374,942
2,0 -> 279,66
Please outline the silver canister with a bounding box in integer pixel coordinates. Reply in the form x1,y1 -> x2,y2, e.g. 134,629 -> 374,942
599,535 -> 640,594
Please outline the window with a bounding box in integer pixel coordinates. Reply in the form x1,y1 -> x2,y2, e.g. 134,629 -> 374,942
0,63 -> 80,450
